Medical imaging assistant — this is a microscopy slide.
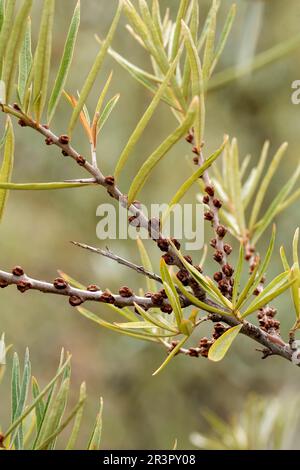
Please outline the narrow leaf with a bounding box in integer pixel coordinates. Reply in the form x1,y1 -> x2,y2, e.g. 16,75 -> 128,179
208,324 -> 242,362
0,117 -> 14,221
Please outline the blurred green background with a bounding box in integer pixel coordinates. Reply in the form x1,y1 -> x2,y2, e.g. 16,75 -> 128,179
1,0 -> 300,449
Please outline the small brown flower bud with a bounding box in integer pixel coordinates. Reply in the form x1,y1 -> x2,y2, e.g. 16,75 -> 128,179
171,238 -> 181,250
158,288 -> 168,299
119,286 -> 134,298
213,271 -> 223,282
195,265 -> 203,273
18,119 -> 27,127
76,155 -> 86,166
203,195 -> 209,204
99,290 -> 115,304
205,185 -> 215,197
45,137 -> 54,145
17,280 -> 32,293
157,238 -> 169,252
42,124 -> 49,129
12,266 -> 24,277
104,175 -> 115,186
59,134 -> 70,145
216,225 -> 227,238
193,156 -> 199,165
86,284 -> 100,292
53,277 -> 68,290
151,292 -> 164,306
192,146 -> 200,155
69,295 -> 83,307
183,255 -> 193,265
162,253 -> 174,265
188,348 -> 199,357
224,244 -> 232,255
222,263 -> 234,277
210,238 -> 217,248
213,198 -> 222,209
160,304 -> 173,314
204,211 -> 214,221
62,150 -> 69,156
218,279 -> 229,294
213,250 -> 223,263
0,280 -> 9,288
176,269 -> 189,286
13,103 -> 21,111
185,133 -> 194,144
145,291 -> 153,298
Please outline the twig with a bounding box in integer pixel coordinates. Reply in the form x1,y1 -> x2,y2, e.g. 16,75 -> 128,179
71,241 -> 163,285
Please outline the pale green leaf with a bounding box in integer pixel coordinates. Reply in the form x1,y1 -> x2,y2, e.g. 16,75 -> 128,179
47,0 -> 80,123
232,243 -> 244,307
208,324 -> 242,362
18,16 -> 32,105
0,117 -> 14,221
152,335 -> 189,376
211,4 -> 236,74
171,0 -> 189,60
136,238 -> 157,292
0,0 -> 16,78
0,181 -> 93,190
88,397 -> 103,450
97,93 -> 120,132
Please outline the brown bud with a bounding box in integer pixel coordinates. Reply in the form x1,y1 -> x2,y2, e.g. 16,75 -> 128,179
145,291 -> 153,298
203,195 -> 209,204
216,225 -> 227,238
45,137 -> 54,146
205,185 -> 214,197
87,284 -> 100,292
0,280 -> 9,288
192,146 -> 200,155
17,280 -> 32,293
151,292 -> 164,306
210,238 -> 217,248
193,156 -> 199,165
185,133 -> 194,144
18,119 -> 27,127
13,103 -> 21,111
104,175 -> 115,186
59,134 -> 70,145
213,198 -> 222,209
76,155 -> 86,166
184,255 -> 193,265
119,286 -> 134,298
171,238 -> 181,250
213,271 -> 223,282
12,266 -> 24,277
160,304 -> 173,314
69,295 -> 83,307
162,253 -> 174,265
224,244 -> 232,255
188,348 -> 200,357
53,277 -> 68,290
204,211 -> 214,221
99,291 -> 115,304
42,124 -> 49,130
176,269 -> 189,286
213,250 -> 223,263
157,238 -> 169,252
62,150 -> 69,156
213,323 -> 228,340
222,263 -> 234,277
158,288 -> 168,299
218,279 -> 229,294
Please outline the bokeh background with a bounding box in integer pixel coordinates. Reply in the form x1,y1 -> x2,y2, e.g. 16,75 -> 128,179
1,0 -> 300,449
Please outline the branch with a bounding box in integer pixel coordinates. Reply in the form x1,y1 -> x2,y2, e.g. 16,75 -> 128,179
71,241 -> 163,285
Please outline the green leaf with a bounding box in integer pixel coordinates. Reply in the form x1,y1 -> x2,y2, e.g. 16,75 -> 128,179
250,142 -> 288,230
88,397 -> 103,450
0,181 -> 93,190
2,0 -> 32,103
291,228 -> 300,318
11,353 -> 21,424
182,20 -> 205,152
0,0 -> 16,78
133,302 -> 178,333
18,16 -> 32,105
160,258 -> 183,328
0,117 -> 14,221
170,0 -> 189,60
0,0 -> 5,34
127,96 -> 198,205
229,139 -> 246,235
252,164 -> 300,245
209,32 -> 300,92
152,335 -> 189,376
242,141 -> 269,209
164,135 -> 228,220
92,71 -> 113,125
136,237 -> 157,292
211,4 -> 236,74
32,377 -> 45,432
47,0 -> 80,123
97,93 -> 120,132
33,0 -> 55,123
202,0 -> 218,82
174,276 -> 225,315
114,48 -> 183,181
11,348 -> 31,449
68,1 -> 122,135
232,243 -> 244,307
66,383 -> 86,450
208,324 -> 242,362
